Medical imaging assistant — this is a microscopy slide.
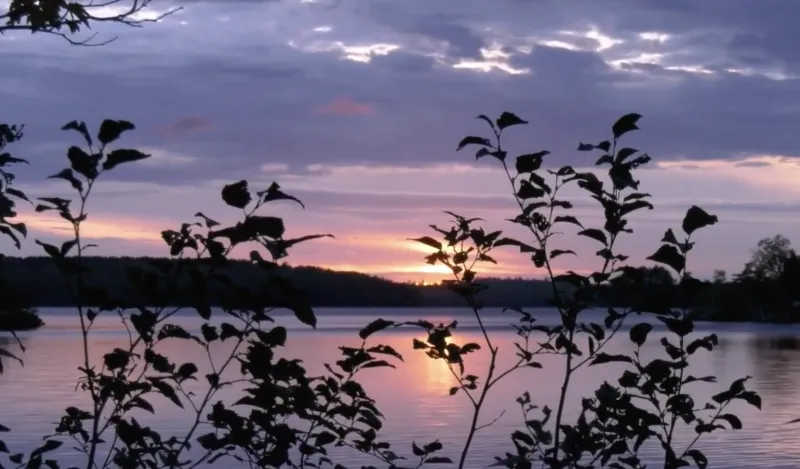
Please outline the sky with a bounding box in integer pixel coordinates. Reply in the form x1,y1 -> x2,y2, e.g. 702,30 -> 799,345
3,0 -> 800,282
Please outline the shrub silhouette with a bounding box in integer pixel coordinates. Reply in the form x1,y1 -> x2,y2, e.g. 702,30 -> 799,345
391,112 -> 761,468
0,113 -> 761,469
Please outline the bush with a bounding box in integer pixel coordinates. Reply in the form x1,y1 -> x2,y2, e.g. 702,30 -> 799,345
0,113 -> 760,469
0,307 -> 44,332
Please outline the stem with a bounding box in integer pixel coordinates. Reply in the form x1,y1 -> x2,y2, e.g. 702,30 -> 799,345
457,335 -> 498,469
665,244 -> 692,467
170,327 -> 249,466
73,177 -> 103,469
551,326 -> 575,455
298,347 -> 359,469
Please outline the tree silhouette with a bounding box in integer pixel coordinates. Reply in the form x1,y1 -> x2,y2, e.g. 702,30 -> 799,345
1,0 -> 179,45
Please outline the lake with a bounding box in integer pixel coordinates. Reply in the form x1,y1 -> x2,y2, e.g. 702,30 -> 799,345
1,307 -> 799,468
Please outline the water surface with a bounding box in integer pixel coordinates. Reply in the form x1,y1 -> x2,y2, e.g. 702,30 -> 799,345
1,307 -> 799,468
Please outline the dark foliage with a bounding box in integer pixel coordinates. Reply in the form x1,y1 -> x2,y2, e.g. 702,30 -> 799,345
0,112 -> 763,469
0,306 -> 44,332
1,0 -> 180,46
393,112 -> 761,469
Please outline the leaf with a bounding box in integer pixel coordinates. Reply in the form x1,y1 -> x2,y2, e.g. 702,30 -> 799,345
151,379 -> 183,408
412,442 -> 425,457
259,326 -> 287,347
427,456 -> 454,464
647,244 -> 685,274
457,136 -> 491,151
737,391 -> 761,410
612,113 -> 642,139
620,199 -> 654,217
624,192 -> 651,202
67,146 -> 97,178
47,168 -> 83,192
359,319 -> 395,340
177,362 -> 199,380
661,228 -> 680,245
682,205 -> 718,235
35,240 -> 62,259
0,225 -> 21,249
516,180 -> 545,200
314,431 -> 338,446
219,323 -> 241,341
244,216 -> 285,239
553,216 -> 583,228
0,348 -> 22,372
475,148 -> 506,161
195,304 -> 211,321
550,249 -> 576,259
554,272 -> 587,287
449,387 -> 459,396
0,153 -> 28,167
60,239 -> 78,256
476,114 -> 495,130
496,112 -> 528,130
129,397 -> 155,414
629,323 -> 652,347
615,147 -> 638,163
157,324 -> 194,341
257,182 -> 305,208
590,353 -> 633,366
97,119 -> 135,145
515,151 -> 548,173
410,236 -> 442,251
715,413 -> 742,430
5,188 -> 29,203
685,449 -> 708,469
281,234 -> 334,250
102,149 -> 150,171
61,120 -> 92,146
493,237 -> 536,253
289,301 -> 317,329
221,180 -> 252,209
31,440 -> 62,457
194,212 -> 219,228
6,221 -> 27,239
578,228 -> 607,245
367,344 -> 403,361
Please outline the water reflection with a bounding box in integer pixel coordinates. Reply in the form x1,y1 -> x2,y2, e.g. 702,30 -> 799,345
756,336 -> 800,350
2,310 -> 800,468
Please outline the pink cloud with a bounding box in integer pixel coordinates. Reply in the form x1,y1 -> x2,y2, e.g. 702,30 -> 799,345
315,96 -> 373,116
156,116 -> 213,138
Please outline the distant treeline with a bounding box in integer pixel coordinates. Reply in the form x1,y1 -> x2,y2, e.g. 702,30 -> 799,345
1,247 -> 798,322
0,256 -> 555,308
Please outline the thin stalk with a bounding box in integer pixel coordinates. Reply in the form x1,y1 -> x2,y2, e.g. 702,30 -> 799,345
456,326 -> 498,469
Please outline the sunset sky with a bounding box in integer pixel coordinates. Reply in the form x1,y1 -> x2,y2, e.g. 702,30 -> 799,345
4,0 -> 800,282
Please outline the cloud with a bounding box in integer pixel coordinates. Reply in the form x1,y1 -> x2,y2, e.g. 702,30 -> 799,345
315,96 -> 374,116
157,116 -> 212,138
6,0 -> 800,279
137,147 -> 198,167
260,163 -> 290,173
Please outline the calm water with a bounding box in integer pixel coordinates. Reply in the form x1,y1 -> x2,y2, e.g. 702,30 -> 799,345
2,307 -> 800,468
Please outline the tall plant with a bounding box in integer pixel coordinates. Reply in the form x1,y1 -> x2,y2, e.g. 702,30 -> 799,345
0,122 -> 30,376
389,112 -> 761,468
0,119 -> 444,469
